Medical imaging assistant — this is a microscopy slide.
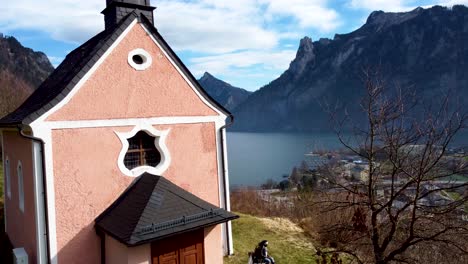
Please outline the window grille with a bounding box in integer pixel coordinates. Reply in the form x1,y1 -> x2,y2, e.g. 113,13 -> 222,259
124,131 -> 161,170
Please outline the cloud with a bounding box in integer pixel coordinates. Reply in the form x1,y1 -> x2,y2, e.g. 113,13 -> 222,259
260,0 -> 341,31
0,0 -> 341,90
188,49 -> 297,77
348,0 -> 412,12
435,0 -> 468,6
0,0 -> 104,43
155,0 -> 278,53
0,0 -> 341,53
349,0 -> 468,12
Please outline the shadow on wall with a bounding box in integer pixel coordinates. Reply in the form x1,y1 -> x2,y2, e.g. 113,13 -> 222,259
0,224 -> 13,263
0,161 -> 13,264
56,223 -> 101,264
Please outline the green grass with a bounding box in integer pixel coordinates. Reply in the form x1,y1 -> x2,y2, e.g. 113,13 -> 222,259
224,213 -> 317,264
445,191 -> 461,201
442,174 -> 468,182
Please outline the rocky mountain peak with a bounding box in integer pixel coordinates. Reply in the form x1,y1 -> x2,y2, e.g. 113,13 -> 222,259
289,36 -> 315,77
364,7 -> 423,32
200,71 -> 214,81
198,72 -> 251,111
297,36 -> 314,55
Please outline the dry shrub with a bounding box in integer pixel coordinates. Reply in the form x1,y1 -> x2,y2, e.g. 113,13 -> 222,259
230,188 -> 294,217
295,192 -> 358,244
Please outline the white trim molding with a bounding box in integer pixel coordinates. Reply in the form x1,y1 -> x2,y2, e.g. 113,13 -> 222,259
221,128 -> 234,254
29,125 -> 58,264
45,116 -> 225,130
116,123 -> 171,177
128,48 -> 152,71
32,141 -> 48,264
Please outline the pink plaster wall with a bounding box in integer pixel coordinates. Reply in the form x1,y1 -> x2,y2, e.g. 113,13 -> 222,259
47,23 -> 218,122
105,235 -> 150,264
204,226 -> 223,264
52,122 -> 220,263
105,235 -> 128,264
3,131 -> 38,263
127,243 -> 150,264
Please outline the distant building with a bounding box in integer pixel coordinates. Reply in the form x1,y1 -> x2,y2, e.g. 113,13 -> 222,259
350,166 -> 369,182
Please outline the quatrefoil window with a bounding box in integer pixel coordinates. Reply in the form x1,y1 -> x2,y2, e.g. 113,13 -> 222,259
116,125 -> 171,177
124,131 -> 161,170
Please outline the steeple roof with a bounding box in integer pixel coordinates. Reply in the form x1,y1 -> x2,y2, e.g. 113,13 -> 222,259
102,0 -> 156,30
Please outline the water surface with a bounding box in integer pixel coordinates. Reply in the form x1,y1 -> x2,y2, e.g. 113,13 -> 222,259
226,132 -> 342,187
226,131 -> 467,187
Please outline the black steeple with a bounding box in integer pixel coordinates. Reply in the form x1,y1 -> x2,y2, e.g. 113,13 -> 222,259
102,0 -> 156,30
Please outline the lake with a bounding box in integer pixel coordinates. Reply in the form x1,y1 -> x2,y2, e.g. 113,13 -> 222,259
226,132 -> 343,187
226,131 -> 468,187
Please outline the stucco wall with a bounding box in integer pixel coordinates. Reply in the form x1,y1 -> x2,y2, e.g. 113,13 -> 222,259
105,235 -> 128,264
204,226 -> 223,264
105,235 -> 150,264
3,131 -> 38,263
127,242 -> 151,264
52,123 -> 220,263
42,18 -> 226,264
46,23 -> 218,122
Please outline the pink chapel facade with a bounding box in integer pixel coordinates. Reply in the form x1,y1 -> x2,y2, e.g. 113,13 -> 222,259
0,1 -> 237,263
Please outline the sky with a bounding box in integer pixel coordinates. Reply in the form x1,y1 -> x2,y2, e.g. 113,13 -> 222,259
1,0 -> 468,91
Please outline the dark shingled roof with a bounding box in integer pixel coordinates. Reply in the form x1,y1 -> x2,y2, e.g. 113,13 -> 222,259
0,12 -> 230,126
95,173 -> 238,246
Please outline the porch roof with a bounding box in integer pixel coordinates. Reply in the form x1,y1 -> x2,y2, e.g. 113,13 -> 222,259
95,173 -> 238,246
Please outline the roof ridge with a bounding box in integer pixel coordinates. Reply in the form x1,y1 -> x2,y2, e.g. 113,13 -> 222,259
0,12 -> 139,126
96,173 -> 238,246
95,173 -> 158,223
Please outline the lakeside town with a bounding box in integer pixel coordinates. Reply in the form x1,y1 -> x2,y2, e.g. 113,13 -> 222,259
256,145 -> 468,220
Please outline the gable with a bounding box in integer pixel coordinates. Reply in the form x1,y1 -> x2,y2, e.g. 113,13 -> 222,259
46,22 -> 221,122
0,13 -> 229,127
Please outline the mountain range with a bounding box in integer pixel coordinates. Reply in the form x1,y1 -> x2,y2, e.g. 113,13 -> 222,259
231,5 -> 468,132
2,5 -> 468,132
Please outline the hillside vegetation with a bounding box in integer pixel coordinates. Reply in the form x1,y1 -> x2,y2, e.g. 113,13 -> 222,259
224,213 -> 317,264
0,34 -> 53,118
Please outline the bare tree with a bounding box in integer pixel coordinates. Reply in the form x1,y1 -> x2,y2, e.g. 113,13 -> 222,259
316,68 -> 468,263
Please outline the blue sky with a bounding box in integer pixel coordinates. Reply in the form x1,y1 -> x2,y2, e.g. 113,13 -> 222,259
1,0 -> 467,91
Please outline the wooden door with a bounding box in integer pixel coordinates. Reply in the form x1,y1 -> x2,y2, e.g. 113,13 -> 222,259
152,230 -> 204,264
180,243 -> 203,264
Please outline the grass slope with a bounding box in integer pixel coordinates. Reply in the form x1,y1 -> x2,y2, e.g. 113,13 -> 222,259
225,213 -> 317,264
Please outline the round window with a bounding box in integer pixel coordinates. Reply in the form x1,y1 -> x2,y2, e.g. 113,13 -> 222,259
128,49 -> 152,71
